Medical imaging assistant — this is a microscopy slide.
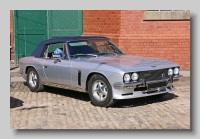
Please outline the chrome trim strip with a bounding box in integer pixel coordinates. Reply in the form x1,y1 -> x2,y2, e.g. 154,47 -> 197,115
145,78 -> 170,84
42,81 -> 87,93
114,81 -> 142,87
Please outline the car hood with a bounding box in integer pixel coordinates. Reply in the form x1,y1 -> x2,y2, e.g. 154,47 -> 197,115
75,55 -> 179,72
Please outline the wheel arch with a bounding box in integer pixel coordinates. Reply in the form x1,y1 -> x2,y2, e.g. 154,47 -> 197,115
25,65 -> 37,74
25,65 -> 45,92
85,72 -> 111,91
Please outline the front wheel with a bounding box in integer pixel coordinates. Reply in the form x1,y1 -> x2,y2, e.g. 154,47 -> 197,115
88,74 -> 117,107
26,67 -> 45,92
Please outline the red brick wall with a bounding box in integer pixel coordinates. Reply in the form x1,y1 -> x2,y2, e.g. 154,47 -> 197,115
83,10 -> 190,70
10,10 -> 14,60
119,10 -> 190,70
83,10 -> 121,47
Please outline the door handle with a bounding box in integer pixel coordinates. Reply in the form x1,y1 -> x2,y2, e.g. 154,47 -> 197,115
43,65 -> 47,68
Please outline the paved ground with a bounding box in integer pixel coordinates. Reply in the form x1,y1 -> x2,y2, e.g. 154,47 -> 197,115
10,62 -> 190,129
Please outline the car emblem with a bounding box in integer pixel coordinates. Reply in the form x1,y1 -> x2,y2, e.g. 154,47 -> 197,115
151,66 -> 156,68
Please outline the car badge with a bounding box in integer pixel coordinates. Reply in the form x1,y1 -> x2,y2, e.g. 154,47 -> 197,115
161,73 -> 165,78
151,66 -> 156,68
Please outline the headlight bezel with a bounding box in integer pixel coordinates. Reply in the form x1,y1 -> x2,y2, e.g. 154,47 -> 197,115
123,73 -> 131,82
168,68 -> 173,76
131,72 -> 139,81
123,72 -> 139,82
168,67 -> 180,76
173,67 -> 180,75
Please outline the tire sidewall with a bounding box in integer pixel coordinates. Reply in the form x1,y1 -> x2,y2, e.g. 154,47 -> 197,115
88,74 -> 114,107
27,68 -> 40,92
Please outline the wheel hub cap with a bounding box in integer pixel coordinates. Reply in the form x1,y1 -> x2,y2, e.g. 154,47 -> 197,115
92,80 -> 108,101
28,71 -> 37,88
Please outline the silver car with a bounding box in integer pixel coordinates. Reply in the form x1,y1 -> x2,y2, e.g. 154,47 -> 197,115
19,36 -> 182,107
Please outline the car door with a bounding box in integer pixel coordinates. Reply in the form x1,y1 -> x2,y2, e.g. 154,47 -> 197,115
41,42 -> 72,86
42,59 -> 72,86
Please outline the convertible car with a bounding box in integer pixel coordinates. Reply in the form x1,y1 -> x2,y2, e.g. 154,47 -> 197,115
19,36 -> 182,107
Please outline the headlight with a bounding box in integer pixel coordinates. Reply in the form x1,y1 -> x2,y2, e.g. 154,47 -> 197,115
124,74 -> 131,82
131,73 -> 139,81
168,68 -> 173,76
174,67 -> 179,75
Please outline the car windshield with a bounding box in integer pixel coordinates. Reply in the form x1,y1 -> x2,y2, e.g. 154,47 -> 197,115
67,39 -> 124,58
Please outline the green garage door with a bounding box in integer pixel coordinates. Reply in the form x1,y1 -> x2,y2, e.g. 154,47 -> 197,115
14,10 -> 83,63
14,10 -> 47,62
47,10 -> 83,38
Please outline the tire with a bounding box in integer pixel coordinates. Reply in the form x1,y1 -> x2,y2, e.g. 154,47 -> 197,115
26,67 -> 45,92
88,74 -> 117,107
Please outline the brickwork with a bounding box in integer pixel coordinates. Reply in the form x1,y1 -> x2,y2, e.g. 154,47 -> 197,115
83,10 -> 121,47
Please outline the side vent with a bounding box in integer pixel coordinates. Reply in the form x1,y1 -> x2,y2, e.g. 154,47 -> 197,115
78,70 -> 81,86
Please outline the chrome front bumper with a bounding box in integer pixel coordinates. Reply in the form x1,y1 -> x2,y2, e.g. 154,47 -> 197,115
112,75 -> 183,99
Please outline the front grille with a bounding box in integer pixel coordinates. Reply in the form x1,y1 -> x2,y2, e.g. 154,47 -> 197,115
139,69 -> 168,81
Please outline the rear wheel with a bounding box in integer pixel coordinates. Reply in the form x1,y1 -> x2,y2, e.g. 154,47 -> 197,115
26,67 -> 45,92
88,74 -> 117,107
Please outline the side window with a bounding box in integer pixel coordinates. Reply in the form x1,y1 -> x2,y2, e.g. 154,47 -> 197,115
41,43 -> 68,60
41,46 -> 49,59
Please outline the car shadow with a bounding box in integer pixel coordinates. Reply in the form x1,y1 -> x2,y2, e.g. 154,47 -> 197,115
18,106 -> 48,111
10,97 -> 24,108
111,93 -> 178,108
16,83 -> 179,107
44,86 -> 91,102
10,67 -> 18,71
45,86 -> 178,108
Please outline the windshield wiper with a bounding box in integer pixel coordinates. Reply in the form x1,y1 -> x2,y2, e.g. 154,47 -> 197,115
71,53 -> 97,57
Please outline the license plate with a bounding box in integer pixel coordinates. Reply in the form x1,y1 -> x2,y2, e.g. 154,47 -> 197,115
147,81 -> 167,89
